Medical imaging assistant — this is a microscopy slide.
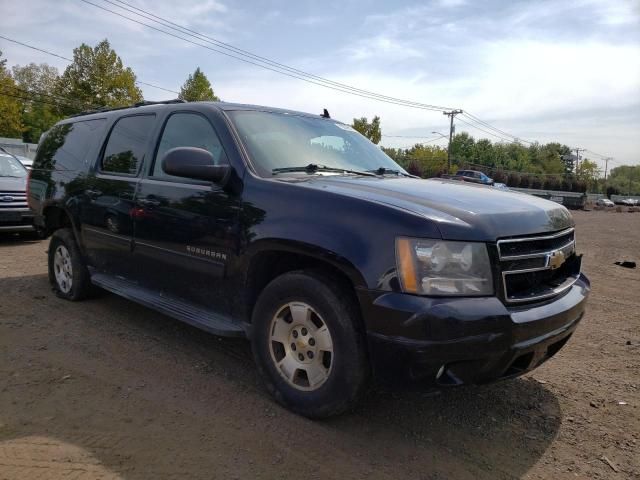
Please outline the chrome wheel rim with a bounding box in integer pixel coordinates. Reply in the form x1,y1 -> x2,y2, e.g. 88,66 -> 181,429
53,245 -> 73,293
268,302 -> 334,391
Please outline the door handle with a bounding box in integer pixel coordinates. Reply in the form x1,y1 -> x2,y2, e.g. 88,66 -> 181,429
137,198 -> 161,208
85,189 -> 102,198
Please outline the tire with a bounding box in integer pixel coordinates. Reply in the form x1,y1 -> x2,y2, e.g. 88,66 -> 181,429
48,228 -> 93,301
251,270 -> 369,418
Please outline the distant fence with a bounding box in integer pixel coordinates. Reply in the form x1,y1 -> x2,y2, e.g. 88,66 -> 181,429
510,188 -> 640,209
0,137 -> 38,159
509,187 -> 587,209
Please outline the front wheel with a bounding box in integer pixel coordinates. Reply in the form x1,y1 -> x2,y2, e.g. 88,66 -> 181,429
251,271 -> 369,418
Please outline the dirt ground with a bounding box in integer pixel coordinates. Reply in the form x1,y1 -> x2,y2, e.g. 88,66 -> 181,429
1,210 -> 638,480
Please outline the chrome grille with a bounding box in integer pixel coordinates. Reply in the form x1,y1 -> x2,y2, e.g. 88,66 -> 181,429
0,190 -> 28,209
498,228 -> 581,304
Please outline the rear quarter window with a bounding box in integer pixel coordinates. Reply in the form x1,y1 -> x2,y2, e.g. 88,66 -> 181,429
34,119 -> 107,171
101,115 -> 156,175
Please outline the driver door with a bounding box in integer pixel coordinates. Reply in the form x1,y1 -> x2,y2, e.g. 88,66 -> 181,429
132,111 -> 241,315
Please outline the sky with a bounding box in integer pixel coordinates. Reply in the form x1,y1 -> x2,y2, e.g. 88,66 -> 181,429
1,0 -> 639,169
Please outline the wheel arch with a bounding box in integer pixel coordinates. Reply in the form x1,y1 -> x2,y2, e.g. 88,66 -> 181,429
43,204 -> 83,248
241,240 -> 367,327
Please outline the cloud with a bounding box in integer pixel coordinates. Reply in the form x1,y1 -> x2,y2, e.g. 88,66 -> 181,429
293,15 -> 331,26
0,0 -> 638,164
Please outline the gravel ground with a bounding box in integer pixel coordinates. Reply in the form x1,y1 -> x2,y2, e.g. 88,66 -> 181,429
0,210 -> 638,479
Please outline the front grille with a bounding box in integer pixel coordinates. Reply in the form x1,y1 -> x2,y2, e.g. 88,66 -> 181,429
0,190 -> 28,209
497,228 -> 581,304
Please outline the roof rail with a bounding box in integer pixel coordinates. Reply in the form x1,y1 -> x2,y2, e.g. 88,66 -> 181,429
69,98 -> 186,118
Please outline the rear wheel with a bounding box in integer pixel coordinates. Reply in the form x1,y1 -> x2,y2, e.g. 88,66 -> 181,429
48,228 -> 93,300
251,270 -> 369,418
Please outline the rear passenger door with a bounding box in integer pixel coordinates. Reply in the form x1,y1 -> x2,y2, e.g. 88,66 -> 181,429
132,111 -> 241,314
80,114 -> 156,276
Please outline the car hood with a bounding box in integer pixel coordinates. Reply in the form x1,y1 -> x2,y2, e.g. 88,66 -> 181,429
292,175 -> 574,241
0,175 -> 27,192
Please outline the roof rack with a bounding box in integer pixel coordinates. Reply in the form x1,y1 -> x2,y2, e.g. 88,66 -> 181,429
69,98 -> 186,118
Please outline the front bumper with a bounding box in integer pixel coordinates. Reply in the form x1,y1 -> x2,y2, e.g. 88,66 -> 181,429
0,209 -> 35,233
359,274 -> 590,385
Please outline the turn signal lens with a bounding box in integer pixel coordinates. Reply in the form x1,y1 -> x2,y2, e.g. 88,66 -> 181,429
396,237 -> 419,293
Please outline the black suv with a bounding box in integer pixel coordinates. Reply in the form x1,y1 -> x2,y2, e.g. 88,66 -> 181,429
29,100 -> 590,418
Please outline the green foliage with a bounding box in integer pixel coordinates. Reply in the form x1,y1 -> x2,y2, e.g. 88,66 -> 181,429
57,39 -> 142,113
179,67 -> 219,102
607,165 -> 640,195
575,159 -> 601,191
12,63 -> 62,143
352,116 -> 381,144
0,50 -> 23,137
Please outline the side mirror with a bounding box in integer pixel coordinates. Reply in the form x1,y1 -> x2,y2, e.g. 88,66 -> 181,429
161,147 -> 231,184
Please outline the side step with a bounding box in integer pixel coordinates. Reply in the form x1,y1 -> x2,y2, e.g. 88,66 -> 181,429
91,272 -> 246,338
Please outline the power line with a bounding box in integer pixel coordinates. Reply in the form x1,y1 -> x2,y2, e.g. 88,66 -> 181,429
8,85 -> 99,109
135,80 -> 179,94
0,34 -> 179,95
76,0 -> 456,113
0,90 -> 79,110
108,0 -> 457,112
461,112 -> 533,145
455,116 -> 520,144
0,34 -> 73,62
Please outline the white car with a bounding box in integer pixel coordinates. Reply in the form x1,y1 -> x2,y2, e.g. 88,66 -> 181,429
596,198 -> 614,207
0,147 -> 33,169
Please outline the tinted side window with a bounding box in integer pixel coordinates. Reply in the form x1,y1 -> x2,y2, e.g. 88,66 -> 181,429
35,119 -> 107,171
102,115 -> 155,175
153,113 -> 227,179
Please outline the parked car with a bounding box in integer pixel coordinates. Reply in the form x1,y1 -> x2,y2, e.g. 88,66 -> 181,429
0,151 -> 38,235
619,198 -> 638,207
454,169 -> 494,185
29,100 -> 590,418
0,147 -> 33,169
596,198 -> 615,207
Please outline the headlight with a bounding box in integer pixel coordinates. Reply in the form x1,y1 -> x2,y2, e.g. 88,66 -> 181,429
395,238 -> 494,296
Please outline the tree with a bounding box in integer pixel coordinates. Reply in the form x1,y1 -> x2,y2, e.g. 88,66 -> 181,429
0,50 -> 23,137
575,158 -> 601,191
179,67 -> 219,102
352,116 -> 381,144
56,39 -> 142,113
607,165 -> 640,196
450,132 -> 475,165
405,144 -> 447,178
12,63 -> 62,143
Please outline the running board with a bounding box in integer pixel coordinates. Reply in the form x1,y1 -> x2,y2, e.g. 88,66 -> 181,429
91,272 -> 245,338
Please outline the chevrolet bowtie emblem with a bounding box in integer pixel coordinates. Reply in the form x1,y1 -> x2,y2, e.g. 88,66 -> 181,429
547,250 -> 566,270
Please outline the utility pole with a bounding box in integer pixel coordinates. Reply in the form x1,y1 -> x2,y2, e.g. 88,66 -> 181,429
603,157 -> 611,181
574,147 -> 585,173
443,109 -> 463,173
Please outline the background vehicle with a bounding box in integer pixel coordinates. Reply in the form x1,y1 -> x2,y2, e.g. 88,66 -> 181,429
29,100 -> 589,418
596,198 -> 615,207
0,150 -> 37,235
618,198 -> 638,207
0,147 -> 33,169
454,169 -> 494,185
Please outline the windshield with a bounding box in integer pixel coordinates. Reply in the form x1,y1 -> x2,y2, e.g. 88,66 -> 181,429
228,110 -> 406,177
0,154 -> 27,178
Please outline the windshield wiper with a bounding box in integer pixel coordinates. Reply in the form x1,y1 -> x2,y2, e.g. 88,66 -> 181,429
272,163 -> 376,177
367,167 -> 416,177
